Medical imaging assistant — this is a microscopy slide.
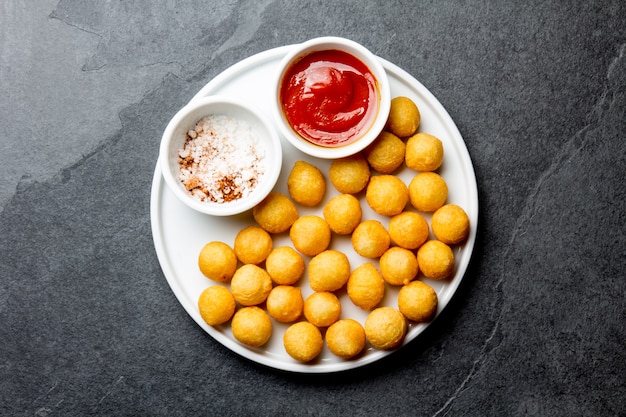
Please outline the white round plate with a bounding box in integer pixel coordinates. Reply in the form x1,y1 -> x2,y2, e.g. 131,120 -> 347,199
150,45 -> 478,373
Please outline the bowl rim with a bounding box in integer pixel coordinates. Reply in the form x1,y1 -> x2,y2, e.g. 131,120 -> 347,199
272,36 -> 391,159
159,95 -> 282,216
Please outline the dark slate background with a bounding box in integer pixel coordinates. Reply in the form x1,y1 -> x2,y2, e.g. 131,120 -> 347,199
1,1 -> 624,416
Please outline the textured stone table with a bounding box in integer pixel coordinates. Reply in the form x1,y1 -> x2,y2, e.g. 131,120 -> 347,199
1,1 -> 624,416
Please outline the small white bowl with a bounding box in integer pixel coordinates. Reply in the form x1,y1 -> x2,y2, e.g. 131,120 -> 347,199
160,96 -> 282,216
273,37 -> 391,159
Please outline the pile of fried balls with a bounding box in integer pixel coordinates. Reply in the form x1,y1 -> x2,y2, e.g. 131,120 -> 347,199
196,97 -> 470,363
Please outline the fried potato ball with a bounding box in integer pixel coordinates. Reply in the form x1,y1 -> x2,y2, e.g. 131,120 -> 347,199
284,321 -> 323,362
289,215 -> 331,256
347,262 -> 385,311
364,307 -> 407,350
303,291 -> 342,327
231,306 -> 272,347
408,172 -> 448,212
329,154 -> 371,194
351,220 -> 390,259
198,241 -> 237,282
265,246 -> 305,285
287,160 -> 326,206
365,131 -> 406,174
380,247 -> 419,286
386,96 -> 420,138
405,133 -> 444,172
308,250 -> 350,292
417,240 -> 455,280
365,175 -> 409,216
398,280 -> 438,322
233,225 -> 273,265
197,286 -> 236,326
253,192 -> 298,234
323,194 -> 362,235
230,264 -> 273,306
266,285 -> 304,323
431,204 -> 470,244
388,211 -> 429,250
326,319 -> 366,359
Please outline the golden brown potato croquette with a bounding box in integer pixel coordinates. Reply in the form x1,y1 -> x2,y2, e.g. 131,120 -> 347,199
405,133 -> 444,172
398,280 -> 438,322
364,307 -> 407,350
408,172 -> 448,212
431,204 -> 470,244
197,286 -> 236,326
231,306 -> 272,347
388,211 -> 429,250
326,319 -> 366,359
308,250 -> 350,292
417,240 -> 455,280
284,322 -> 324,362
253,192 -> 298,233
351,220 -> 390,259
365,131 -> 406,174
233,225 -> 273,265
379,247 -> 419,286
230,264 -> 273,306
289,215 -> 331,256
287,160 -> 326,206
329,154 -> 371,194
303,291 -> 342,327
323,194 -> 362,235
347,262 -> 385,311
386,96 -> 421,138
366,175 -> 409,216
266,285 -> 304,323
265,246 -> 305,285
198,241 -> 237,282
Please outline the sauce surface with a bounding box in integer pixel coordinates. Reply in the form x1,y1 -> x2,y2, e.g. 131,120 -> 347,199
280,50 -> 379,147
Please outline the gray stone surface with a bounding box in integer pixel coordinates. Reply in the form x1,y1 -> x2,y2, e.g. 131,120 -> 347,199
1,0 -> 624,416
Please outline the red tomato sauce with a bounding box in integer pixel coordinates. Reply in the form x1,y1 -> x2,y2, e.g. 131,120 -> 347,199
280,49 -> 379,147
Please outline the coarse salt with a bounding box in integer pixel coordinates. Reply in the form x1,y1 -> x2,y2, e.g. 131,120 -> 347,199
178,115 -> 265,204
